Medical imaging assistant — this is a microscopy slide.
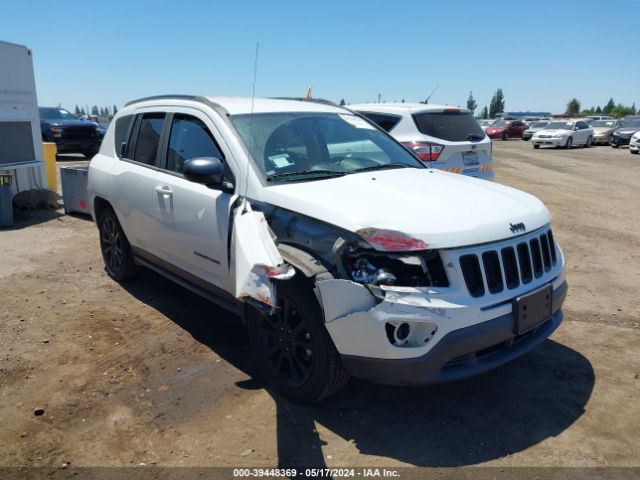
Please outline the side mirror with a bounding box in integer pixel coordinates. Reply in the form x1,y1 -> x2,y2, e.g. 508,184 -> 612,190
183,157 -> 225,186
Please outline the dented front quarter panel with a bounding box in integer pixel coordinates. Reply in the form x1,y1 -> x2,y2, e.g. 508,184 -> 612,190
231,201 -> 294,310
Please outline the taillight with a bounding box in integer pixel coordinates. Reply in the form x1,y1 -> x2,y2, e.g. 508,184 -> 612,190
402,141 -> 444,162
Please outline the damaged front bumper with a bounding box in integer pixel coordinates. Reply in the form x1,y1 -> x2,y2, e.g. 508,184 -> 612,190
316,276 -> 567,386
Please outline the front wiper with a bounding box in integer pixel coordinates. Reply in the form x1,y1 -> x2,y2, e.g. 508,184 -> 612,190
351,163 -> 414,173
266,170 -> 346,182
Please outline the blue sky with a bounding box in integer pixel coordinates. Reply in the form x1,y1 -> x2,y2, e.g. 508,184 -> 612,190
2,0 -> 638,113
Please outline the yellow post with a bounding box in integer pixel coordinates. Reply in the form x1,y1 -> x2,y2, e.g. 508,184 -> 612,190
42,142 -> 58,192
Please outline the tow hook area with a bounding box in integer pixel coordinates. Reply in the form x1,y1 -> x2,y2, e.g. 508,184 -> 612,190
315,279 -> 440,357
232,200 -> 294,312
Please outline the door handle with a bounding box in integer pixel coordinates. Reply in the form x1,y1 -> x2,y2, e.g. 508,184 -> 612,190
154,185 -> 173,196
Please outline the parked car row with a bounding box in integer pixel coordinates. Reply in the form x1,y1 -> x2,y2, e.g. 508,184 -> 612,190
478,114 -> 640,153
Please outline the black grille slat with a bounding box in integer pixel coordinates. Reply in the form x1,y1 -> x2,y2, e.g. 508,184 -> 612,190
460,254 -> 485,297
459,229 -> 558,297
501,247 -> 520,289
517,242 -> 533,284
540,233 -> 552,271
482,251 -> 504,294
548,229 -> 557,264
530,238 -> 543,278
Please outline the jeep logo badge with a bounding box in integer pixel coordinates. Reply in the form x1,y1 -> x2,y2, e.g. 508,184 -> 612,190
510,222 -> 526,234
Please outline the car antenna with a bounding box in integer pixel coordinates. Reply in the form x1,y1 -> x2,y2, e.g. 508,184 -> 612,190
243,41 -> 260,213
424,85 -> 439,104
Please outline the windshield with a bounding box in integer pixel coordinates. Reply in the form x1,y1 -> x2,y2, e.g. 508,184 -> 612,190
39,108 -> 77,121
491,120 -> 508,128
591,120 -> 615,128
413,111 -> 486,141
545,121 -> 574,130
621,118 -> 640,128
230,112 -> 424,183
531,121 -> 549,128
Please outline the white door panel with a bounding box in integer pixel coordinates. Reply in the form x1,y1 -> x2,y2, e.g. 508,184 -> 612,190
109,160 -> 157,250
152,172 -> 235,288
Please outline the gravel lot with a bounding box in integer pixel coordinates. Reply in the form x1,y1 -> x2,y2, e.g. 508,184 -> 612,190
1,143 -> 639,470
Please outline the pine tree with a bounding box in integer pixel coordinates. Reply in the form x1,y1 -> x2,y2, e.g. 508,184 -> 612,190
113,104 -> 118,115
74,105 -> 81,115
489,89 -> 505,118
481,106 -> 489,119
603,98 -> 615,115
91,105 -> 99,115
595,106 -> 602,114
339,99 -> 345,106
565,98 -> 581,116
466,91 -> 477,114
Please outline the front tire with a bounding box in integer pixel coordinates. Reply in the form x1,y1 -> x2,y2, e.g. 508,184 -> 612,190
585,136 -> 592,148
98,208 -> 139,281
565,137 -> 573,149
247,274 -> 350,403
533,144 -> 540,149
502,132 -> 509,141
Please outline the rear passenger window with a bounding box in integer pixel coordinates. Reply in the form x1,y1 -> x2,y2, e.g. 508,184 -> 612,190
114,115 -> 134,158
133,113 -> 165,165
359,112 -> 401,132
166,115 -> 222,173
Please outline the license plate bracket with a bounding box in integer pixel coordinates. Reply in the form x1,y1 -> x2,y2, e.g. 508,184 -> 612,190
513,284 -> 553,334
462,151 -> 479,166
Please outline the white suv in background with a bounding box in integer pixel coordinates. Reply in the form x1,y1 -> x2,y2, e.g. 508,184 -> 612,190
349,103 -> 494,180
88,95 -> 566,403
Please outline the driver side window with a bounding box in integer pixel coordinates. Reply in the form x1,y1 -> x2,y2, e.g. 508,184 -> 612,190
166,114 -> 223,173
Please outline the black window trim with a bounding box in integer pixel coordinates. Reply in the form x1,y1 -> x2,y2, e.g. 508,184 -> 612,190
121,112 -> 168,171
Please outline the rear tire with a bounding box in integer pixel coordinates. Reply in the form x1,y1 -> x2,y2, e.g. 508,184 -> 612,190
98,208 -> 139,281
533,144 -> 540,149
585,136 -> 592,148
247,273 -> 350,403
502,132 -> 509,141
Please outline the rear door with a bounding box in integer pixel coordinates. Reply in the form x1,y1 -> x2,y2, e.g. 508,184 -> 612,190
409,110 -> 493,180
108,111 -> 165,253
150,107 -> 238,291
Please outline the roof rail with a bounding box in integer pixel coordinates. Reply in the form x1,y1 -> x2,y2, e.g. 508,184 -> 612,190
124,94 -> 200,107
271,97 -> 339,107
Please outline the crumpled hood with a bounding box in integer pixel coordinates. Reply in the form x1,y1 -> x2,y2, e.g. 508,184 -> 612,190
261,168 -> 550,249
615,128 -> 640,136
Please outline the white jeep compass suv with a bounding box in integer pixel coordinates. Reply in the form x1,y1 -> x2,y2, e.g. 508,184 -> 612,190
88,95 -> 567,403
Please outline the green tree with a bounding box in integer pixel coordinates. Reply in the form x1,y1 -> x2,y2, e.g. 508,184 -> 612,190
603,98 -> 615,115
466,91 -> 477,114
632,103 -> 637,115
339,98 -> 345,106
91,105 -> 99,115
595,106 -> 602,114
481,106 -> 489,119
489,88 -> 505,118
565,98 -> 581,116
401,98 -> 405,103
74,105 -> 81,115
113,104 -> 118,115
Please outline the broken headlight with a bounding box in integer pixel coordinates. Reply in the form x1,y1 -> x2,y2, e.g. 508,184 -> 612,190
342,247 -> 449,287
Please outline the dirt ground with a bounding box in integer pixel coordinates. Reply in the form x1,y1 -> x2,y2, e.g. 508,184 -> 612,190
1,143 -> 639,471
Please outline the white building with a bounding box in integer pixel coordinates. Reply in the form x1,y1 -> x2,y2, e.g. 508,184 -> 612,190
0,40 -> 48,195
